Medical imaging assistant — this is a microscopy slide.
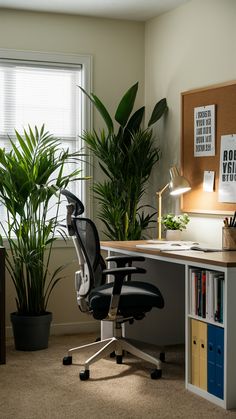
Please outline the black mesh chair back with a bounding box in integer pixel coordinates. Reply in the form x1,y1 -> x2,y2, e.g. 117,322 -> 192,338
73,217 -> 106,290
61,189 -> 106,311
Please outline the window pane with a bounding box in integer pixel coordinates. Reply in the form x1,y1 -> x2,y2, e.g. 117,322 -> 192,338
0,69 -> 4,131
0,61 -> 85,236
15,67 -> 76,137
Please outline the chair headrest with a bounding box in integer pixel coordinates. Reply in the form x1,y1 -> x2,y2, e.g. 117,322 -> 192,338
61,189 -> 84,216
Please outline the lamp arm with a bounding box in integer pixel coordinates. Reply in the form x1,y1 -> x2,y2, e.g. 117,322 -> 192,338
156,183 -> 169,240
157,183 -> 169,196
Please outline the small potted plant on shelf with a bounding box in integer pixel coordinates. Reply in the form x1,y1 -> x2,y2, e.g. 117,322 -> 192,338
0,125 -> 84,350
162,213 -> 190,241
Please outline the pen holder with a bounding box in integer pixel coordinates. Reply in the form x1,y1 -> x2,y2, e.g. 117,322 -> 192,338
222,227 -> 236,250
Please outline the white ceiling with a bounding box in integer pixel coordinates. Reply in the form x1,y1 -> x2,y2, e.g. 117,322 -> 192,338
0,0 -> 189,21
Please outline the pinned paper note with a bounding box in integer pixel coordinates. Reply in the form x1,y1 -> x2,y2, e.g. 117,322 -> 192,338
203,171 -> 215,192
194,105 -> 215,157
218,134 -> 236,203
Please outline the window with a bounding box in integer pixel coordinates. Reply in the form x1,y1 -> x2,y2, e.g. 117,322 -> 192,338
0,50 -> 92,233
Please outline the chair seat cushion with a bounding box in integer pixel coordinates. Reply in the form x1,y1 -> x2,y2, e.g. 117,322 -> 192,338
89,281 -> 164,320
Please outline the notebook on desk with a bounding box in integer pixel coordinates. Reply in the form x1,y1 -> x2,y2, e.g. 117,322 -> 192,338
136,241 -> 223,252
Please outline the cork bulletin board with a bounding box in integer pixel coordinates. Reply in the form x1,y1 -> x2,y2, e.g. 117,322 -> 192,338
181,81 -> 236,214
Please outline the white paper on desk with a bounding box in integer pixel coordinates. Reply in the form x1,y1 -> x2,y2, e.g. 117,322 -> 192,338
146,240 -> 198,245
137,241 -> 222,252
136,243 -> 193,251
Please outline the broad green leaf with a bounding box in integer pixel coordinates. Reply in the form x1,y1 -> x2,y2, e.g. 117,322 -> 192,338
79,86 -> 114,134
115,82 -> 138,127
91,93 -> 114,134
125,106 -> 145,134
148,98 -> 168,127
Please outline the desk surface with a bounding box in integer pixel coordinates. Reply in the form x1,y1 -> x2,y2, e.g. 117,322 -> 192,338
101,240 -> 236,268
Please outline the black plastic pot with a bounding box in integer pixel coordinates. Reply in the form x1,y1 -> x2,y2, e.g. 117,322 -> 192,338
10,312 -> 52,351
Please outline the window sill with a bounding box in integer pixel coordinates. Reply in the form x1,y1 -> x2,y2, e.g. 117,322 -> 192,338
1,237 -> 74,250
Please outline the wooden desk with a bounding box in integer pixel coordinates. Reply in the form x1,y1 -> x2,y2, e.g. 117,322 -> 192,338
101,240 -> 236,267
101,240 -> 236,410
0,247 -> 5,364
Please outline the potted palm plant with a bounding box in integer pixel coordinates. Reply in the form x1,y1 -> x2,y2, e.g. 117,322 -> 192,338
80,82 -> 168,240
0,125 -> 84,350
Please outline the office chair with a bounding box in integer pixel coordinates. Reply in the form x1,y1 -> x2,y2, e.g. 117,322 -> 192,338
61,189 -> 165,380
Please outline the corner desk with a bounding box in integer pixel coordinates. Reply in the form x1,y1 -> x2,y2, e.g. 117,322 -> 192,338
101,240 -> 236,410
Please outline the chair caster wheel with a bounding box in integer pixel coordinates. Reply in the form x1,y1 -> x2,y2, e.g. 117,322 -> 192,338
80,369 -> 90,381
150,369 -> 162,379
116,355 -> 123,364
63,356 -> 72,365
160,352 -> 165,362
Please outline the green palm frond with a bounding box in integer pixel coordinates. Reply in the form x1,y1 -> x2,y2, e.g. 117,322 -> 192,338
80,82 -> 167,240
0,125 -> 86,315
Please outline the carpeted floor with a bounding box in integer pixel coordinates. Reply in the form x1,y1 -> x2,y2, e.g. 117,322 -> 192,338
0,333 -> 236,419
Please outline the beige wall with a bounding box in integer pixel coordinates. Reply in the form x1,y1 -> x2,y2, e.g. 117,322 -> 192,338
0,9 -> 145,124
145,0 -> 236,246
0,8 -> 145,334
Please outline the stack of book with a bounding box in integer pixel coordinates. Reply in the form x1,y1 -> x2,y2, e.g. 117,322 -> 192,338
189,268 -> 224,323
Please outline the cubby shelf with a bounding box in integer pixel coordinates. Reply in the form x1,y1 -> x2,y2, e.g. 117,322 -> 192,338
186,263 -> 236,409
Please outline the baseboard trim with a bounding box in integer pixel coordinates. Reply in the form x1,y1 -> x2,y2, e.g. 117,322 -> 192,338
6,321 -> 100,338
51,321 -> 100,336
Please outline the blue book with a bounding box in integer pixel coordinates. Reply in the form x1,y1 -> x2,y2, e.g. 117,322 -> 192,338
207,324 -> 224,399
215,326 -> 224,399
208,324 -> 216,396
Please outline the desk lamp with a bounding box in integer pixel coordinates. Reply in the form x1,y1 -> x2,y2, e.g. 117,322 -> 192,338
156,166 -> 191,240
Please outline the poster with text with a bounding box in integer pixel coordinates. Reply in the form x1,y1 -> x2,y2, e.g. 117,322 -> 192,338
194,105 -> 215,157
218,134 -> 236,203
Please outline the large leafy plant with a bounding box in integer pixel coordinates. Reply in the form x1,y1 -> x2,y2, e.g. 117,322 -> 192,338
80,82 -> 168,240
0,125 -> 83,315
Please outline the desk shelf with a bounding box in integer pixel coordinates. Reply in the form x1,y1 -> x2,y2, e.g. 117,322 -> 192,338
188,314 -> 224,328
101,241 -> 236,410
186,263 -> 236,409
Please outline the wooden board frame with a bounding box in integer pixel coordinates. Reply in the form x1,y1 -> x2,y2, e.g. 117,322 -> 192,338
181,80 -> 236,214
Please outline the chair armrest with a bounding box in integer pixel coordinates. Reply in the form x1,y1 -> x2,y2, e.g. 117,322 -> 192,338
106,256 -> 146,282
102,266 -> 146,320
106,255 -> 145,267
103,266 -> 146,277
103,266 -> 146,293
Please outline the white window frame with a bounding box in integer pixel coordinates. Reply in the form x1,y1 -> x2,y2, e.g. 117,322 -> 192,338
0,48 -> 93,220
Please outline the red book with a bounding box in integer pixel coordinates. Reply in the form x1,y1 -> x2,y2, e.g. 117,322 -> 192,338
201,270 -> 206,318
